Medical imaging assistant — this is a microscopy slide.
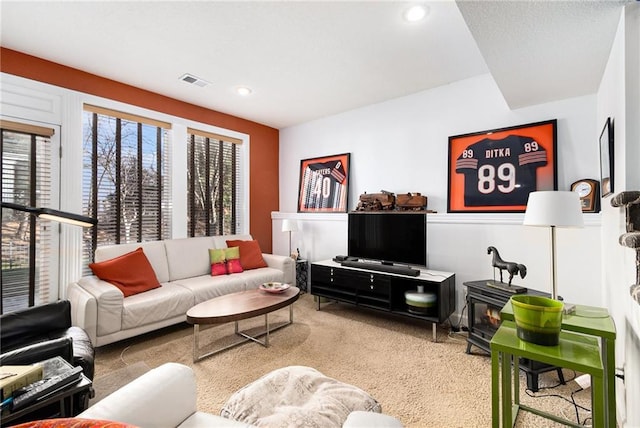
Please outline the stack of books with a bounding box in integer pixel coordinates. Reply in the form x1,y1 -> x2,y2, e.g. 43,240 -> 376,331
0,365 -> 43,400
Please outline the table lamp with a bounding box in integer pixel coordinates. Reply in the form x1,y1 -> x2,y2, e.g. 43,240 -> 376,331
281,219 -> 298,259
523,191 -> 584,311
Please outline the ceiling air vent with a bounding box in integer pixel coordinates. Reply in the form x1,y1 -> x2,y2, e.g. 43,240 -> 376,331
179,73 -> 210,88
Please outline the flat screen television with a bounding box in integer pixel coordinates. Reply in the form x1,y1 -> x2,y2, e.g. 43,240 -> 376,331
347,212 -> 427,267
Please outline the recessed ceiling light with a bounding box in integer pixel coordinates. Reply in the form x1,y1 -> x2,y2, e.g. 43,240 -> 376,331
236,86 -> 253,96
403,4 -> 429,23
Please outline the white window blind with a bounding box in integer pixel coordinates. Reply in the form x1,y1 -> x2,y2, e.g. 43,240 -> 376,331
1,124 -> 53,313
82,108 -> 171,270
187,131 -> 242,237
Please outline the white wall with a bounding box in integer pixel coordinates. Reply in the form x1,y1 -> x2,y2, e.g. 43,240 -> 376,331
598,4 -> 640,426
275,73 -> 604,318
280,74 -> 600,212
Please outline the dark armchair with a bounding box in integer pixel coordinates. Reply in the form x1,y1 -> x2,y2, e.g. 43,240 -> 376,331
0,300 -> 95,380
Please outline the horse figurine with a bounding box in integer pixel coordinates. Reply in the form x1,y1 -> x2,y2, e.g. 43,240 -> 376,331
487,246 -> 527,285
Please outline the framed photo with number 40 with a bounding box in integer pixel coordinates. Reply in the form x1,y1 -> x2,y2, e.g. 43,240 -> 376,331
447,120 -> 557,213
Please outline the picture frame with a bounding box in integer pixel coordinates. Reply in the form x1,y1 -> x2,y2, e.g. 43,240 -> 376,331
447,119 -> 557,213
599,117 -> 614,197
298,153 -> 350,213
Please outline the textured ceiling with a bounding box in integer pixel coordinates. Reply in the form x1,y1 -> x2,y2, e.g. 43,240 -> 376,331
457,0 -> 627,109
0,1 -> 628,129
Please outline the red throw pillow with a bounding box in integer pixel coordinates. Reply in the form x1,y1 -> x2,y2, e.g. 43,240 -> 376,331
89,248 -> 160,297
225,246 -> 244,274
225,239 -> 268,270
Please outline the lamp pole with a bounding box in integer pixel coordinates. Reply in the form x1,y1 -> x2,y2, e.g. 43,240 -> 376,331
550,225 -> 558,300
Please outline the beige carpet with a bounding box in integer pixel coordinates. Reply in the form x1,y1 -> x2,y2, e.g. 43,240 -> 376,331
90,361 -> 150,404
92,293 -> 594,427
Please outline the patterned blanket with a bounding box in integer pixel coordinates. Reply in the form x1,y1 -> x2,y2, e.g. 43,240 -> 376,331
221,366 -> 381,427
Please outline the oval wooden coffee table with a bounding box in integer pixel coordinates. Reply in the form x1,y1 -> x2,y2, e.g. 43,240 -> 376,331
186,286 -> 300,362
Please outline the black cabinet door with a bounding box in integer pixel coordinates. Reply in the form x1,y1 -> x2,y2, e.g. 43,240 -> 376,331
310,264 -> 357,301
310,264 -> 333,286
350,272 -> 390,296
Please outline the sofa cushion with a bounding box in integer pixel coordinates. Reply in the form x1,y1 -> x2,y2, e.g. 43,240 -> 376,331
343,411 -> 404,428
234,267 -> 285,289
89,248 -> 160,297
121,283 -> 194,330
165,237 -> 216,281
79,363 -> 197,428
172,275 -> 248,304
173,267 -> 285,305
226,240 -> 268,270
95,241 -> 170,284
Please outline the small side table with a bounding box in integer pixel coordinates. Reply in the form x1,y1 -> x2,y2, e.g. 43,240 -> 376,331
295,259 -> 308,292
491,321 -> 604,428
500,302 -> 616,427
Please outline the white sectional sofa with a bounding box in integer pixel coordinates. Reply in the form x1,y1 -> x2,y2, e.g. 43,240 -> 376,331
67,235 -> 295,347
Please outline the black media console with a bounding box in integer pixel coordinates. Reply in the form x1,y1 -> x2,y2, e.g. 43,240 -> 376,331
311,260 -> 455,341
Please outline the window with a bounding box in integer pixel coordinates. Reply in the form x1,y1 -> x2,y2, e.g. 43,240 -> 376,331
187,129 -> 243,237
1,120 -> 55,313
82,106 -> 171,270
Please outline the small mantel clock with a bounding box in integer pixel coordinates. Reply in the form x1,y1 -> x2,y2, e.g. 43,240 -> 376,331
571,179 -> 600,213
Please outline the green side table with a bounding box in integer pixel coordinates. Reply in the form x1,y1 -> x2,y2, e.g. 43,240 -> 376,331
501,302 -> 616,427
491,321 -> 604,427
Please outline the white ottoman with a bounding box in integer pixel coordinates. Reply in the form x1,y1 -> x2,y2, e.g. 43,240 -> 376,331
220,366 -> 382,427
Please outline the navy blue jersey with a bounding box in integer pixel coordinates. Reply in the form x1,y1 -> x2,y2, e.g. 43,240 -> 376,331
455,135 -> 547,206
300,159 -> 347,210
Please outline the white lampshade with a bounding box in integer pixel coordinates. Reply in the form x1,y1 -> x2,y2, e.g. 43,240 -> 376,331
523,191 -> 583,304
282,219 -> 298,233
523,191 -> 584,228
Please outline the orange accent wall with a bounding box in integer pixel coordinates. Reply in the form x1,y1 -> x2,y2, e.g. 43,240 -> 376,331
0,47 -> 279,252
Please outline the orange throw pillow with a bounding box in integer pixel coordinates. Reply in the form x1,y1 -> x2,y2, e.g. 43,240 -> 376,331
89,248 -> 160,297
225,239 -> 268,270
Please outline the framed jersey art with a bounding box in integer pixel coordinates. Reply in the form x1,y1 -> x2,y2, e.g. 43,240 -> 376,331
447,120 -> 557,213
298,153 -> 350,213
